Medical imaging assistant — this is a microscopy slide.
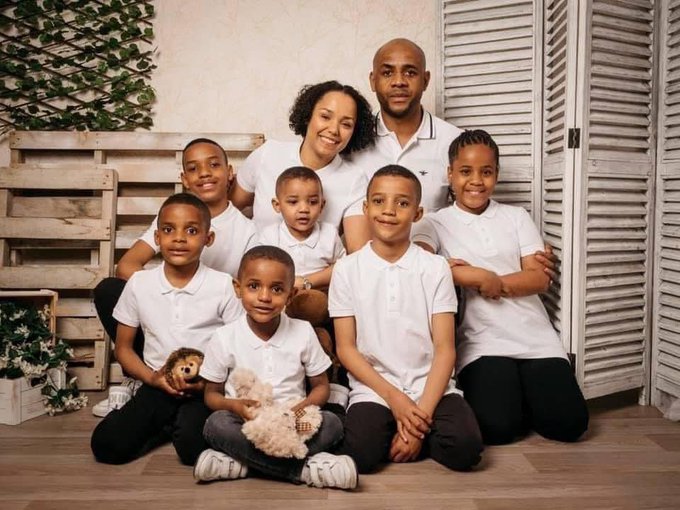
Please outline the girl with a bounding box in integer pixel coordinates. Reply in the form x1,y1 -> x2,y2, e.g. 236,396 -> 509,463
412,129 -> 589,445
230,81 -> 375,253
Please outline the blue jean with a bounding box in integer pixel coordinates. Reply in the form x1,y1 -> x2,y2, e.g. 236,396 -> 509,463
203,410 -> 343,483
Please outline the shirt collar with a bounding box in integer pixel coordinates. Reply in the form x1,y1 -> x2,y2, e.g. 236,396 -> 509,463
244,313 -> 288,350
158,262 -> 207,295
375,109 -> 435,140
278,220 -> 320,248
296,142 -> 343,173
452,200 -> 499,225
363,241 -> 418,270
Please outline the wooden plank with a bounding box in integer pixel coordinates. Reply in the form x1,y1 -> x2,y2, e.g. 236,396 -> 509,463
57,317 -> 104,341
10,131 -> 265,152
110,163 -> 181,183
0,217 -> 110,241
117,196 -> 166,216
11,197 -> 102,219
56,297 -> 97,317
0,266 -> 106,289
0,167 -> 115,190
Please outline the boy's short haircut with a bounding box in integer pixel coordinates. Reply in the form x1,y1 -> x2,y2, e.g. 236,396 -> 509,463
238,245 -> 295,286
275,166 -> 324,197
288,80 -> 376,155
367,164 -> 422,205
181,138 -> 228,167
448,129 -> 500,172
158,192 -> 211,231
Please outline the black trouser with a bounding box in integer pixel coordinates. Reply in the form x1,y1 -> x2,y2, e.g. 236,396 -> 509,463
457,356 -> 589,445
340,393 -> 483,473
94,277 -> 145,359
90,384 -> 211,465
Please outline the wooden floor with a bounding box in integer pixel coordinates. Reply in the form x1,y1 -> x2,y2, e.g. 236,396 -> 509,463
1,390 -> 679,510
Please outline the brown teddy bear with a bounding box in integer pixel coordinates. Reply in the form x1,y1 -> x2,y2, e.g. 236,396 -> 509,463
163,347 -> 204,390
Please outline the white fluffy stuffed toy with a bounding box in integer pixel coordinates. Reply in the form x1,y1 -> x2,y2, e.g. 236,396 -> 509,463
228,367 -> 323,459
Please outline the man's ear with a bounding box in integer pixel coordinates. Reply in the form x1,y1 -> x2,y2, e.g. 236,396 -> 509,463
423,70 -> 431,91
369,71 -> 376,92
272,197 -> 281,213
232,278 -> 242,299
205,230 -> 215,247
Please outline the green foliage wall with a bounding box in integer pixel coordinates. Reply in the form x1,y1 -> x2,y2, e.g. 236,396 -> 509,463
0,0 -> 156,132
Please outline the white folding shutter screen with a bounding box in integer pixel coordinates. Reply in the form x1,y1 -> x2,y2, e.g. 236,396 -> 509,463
441,0 -> 540,211
542,0 -> 576,352
575,0 -> 654,399
653,0 -> 680,404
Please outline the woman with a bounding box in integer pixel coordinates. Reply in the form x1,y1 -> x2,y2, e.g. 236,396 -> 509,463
230,81 -> 375,253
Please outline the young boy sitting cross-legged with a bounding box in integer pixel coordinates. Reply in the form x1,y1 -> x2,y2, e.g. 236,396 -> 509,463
90,193 -> 243,466
195,246 -> 357,490
329,165 -> 483,473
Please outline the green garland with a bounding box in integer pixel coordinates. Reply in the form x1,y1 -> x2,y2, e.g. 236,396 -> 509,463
0,0 -> 156,132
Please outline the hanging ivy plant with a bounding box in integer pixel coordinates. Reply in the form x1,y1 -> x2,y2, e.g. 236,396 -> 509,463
0,0 -> 156,133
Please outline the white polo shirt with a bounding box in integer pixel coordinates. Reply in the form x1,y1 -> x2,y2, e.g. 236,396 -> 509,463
411,200 -> 568,371
200,314 -> 331,404
349,110 -> 461,214
328,242 -> 461,408
139,203 -> 258,277
236,140 -> 367,230
113,263 -> 244,371
258,220 -> 345,276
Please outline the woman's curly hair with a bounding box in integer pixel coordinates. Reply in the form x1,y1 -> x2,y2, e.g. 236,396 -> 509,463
289,80 -> 376,155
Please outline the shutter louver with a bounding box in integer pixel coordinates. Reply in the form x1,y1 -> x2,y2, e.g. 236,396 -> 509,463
441,0 -> 538,210
577,0 -> 654,398
653,0 -> 680,404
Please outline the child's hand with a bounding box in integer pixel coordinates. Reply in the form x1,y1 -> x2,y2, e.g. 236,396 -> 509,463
389,431 -> 423,463
231,399 -> 260,421
534,243 -> 559,282
386,390 -> 432,441
447,257 -> 470,269
149,370 -> 182,397
479,270 -> 503,300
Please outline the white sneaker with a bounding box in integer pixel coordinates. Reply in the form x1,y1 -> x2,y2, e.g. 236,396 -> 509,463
193,449 -> 249,483
300,452 -> 358,490
92,377 -> 141,417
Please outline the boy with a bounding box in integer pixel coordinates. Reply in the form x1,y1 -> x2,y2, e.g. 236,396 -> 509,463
259,166 -> 345,291
93,138 -> 257,417
195,246 -> 357,489
328,165 -> 483,473
90,193 -> 244,466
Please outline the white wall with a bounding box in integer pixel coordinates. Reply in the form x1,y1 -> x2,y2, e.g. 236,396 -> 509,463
0,0 -> 438,165
151,0 -> 438,139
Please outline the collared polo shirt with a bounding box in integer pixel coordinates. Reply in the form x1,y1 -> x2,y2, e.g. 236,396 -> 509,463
139,203 -> 258,277
236,140 -> 367,230
113,263 -> 244,371
411,201 -> 568,371
328,242 -> 460,408
350,110 -> 461,214
258,220 -> 345,276
200,314 -> 331,403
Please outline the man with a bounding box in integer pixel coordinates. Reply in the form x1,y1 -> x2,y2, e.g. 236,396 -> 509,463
351,38 -> 461,213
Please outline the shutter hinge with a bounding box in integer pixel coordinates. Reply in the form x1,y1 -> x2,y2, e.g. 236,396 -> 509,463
568,128 -> 581,149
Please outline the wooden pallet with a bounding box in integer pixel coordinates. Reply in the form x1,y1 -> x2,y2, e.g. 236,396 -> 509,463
3,131 -> 265,388
0,166 -> 117,389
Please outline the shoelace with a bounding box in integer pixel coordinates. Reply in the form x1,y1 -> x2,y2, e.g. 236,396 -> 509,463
308,459 -> 336,487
